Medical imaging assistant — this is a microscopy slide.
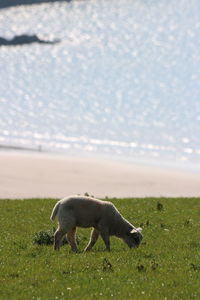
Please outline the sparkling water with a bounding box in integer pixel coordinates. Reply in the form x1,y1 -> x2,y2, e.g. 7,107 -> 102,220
0,0 -> 200,170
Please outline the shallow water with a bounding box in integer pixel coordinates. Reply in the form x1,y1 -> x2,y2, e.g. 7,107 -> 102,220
0,0 -> 200,170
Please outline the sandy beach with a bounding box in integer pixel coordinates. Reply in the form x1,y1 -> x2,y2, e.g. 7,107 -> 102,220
0,151 -> 200,199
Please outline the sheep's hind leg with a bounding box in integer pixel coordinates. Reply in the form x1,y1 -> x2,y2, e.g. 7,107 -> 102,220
84,228 -> 99,251
54,229 -> 66,250
67,227 -> 78,252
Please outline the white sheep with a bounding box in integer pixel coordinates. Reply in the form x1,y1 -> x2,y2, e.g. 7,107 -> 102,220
50,195 -> 143,252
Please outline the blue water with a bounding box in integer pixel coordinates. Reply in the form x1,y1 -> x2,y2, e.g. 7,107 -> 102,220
0,0 -> 200,170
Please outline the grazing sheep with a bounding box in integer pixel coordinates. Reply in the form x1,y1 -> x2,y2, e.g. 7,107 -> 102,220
50,195 -> 143,252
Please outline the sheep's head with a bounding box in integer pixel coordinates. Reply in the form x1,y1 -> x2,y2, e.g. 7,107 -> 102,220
123,227 -> 143,248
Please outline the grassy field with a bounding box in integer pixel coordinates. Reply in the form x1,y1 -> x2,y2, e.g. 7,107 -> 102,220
0,198 -> 200,300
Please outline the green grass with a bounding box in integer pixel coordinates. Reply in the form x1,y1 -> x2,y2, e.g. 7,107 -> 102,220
0,198 -> 200,299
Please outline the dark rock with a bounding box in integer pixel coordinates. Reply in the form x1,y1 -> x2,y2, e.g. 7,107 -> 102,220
0,35 -> 60,46
0,0 -> 72,9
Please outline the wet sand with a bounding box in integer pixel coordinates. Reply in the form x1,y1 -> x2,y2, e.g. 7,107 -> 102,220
0,151 -> 200,199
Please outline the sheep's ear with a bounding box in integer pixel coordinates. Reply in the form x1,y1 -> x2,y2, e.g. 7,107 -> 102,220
130,227 -> 142,234
130,229 -> 138,234
136,227 -> 142,233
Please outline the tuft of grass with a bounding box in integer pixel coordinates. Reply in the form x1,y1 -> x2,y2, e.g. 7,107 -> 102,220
156,201 -> 164,211
102,258 -> 113,272
33,228 -> 55,245
0,197 -> 200,299
33,228 -> 69,246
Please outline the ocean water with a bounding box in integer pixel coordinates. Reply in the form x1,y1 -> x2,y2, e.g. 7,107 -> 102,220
0,0 -> 200,171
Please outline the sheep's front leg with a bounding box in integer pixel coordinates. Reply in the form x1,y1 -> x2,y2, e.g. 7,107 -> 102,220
84,228 -> 99,251
67,227 -> 78,252
100,231 -> 111,251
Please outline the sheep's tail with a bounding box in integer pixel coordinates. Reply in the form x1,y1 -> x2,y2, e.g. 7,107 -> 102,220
50,201 -> 60,221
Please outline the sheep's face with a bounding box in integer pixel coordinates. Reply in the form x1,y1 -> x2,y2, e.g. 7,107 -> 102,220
123,228 -> 143,248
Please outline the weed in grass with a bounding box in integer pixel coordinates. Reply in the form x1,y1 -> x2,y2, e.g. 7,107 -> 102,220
136,262 -> 146,272
139,220 -> 151,229
102,258 -> 113,272
8,273 -> 19,278
151,260 -> 159,271
156,201 -> 164,211
190,263 -> 200,272
184,219 -> 193,227
84,192 -> 95,198
146,220 -> 150,226
62,270 -> 73,275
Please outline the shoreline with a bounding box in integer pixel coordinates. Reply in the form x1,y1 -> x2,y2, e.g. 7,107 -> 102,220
1,150 -> 200,199
1,143 -> 200,174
